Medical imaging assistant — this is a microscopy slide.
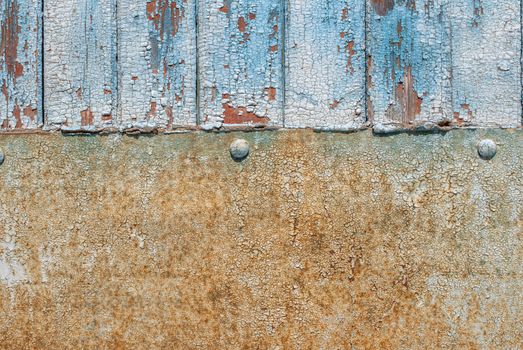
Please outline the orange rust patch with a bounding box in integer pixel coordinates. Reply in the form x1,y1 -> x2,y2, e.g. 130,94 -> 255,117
237,16 -> 246,32
394,67 -> 422,124
248,13 -> 256,20
146,0 -> 183,39
12,103 -> 21,128
222,94 -> 269,125
165,106 -> 173,129
370,0 -> 394,16
455,103 -> 474,123
0,0 -> 24,82
101,114 -> 112,121
219,5 -> 228,13
80,108 -> 94,126
346,40 -> 355,74
23,106 -> 37,121
265,87 -> 276,101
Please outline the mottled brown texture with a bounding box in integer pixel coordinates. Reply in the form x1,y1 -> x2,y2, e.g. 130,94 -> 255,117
0,130 -> 521,349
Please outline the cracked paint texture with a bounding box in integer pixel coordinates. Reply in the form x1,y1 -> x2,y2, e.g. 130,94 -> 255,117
198,0 -> 283,128
118,0 -> 196,129
4,0 -> 523,130
0,130 -> 521,348
285,0 -> 366,130
44,0 -> 117,129
0,0 -> 40,130
367,0 -> 521,129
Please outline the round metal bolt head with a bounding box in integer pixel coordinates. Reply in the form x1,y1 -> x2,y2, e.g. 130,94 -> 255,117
230,139 -> 250,161
0,150 -> 4,165
477,139 -> 497,160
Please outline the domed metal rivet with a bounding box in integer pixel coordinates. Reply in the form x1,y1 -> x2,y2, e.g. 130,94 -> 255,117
0,150 -> 4,165
230,139 -> 250,161
477,139 -> 497,160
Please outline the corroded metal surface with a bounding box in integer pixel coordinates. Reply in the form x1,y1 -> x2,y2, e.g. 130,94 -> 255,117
0,130 -> 521,348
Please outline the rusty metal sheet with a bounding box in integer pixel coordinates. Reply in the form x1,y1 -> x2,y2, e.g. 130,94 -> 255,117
0,130 -> 521,348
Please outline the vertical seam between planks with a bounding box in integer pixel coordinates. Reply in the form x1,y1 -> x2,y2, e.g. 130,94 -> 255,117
116,0 -> 121,123
521,0 -> 522,125
39,0 -> 44,126
281,0 -> 287,127
113,0 -> 118,124
195,0 -> 200,126
448,2 -> 455,125
364,0 -> 368,124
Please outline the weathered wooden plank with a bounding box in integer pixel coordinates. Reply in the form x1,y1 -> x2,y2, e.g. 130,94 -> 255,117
366,0 -> 453,129
0,0 -> 40,129
450,0 -> 521,127
285,0 -> 366,129
44,0 -> 117,129
198,0 -> 283,128
117,0 -> 196,129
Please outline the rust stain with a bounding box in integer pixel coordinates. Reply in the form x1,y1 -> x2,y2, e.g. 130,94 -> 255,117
370,0 -> 395,16
165,106 -> 173,129
345,40 -> 355,74
330,100 -> 340,110
23,106 -> 36,121
0,0 -> 24,82
80,108 -> 94,126
394,67 -> 422,124
12,103 -> 21,128
146,0 -> 183,39
222,94 -> 269,124
237,16 -> 246,32
101,114 -> 112,121
265,87 -> 276,101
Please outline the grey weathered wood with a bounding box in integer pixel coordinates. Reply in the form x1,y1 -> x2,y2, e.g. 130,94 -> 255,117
117,0 -> 197,129
0,0 -> 41,129
198,0 -> 284,128
285,0 -> 366,129
44,0 -> 117,129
